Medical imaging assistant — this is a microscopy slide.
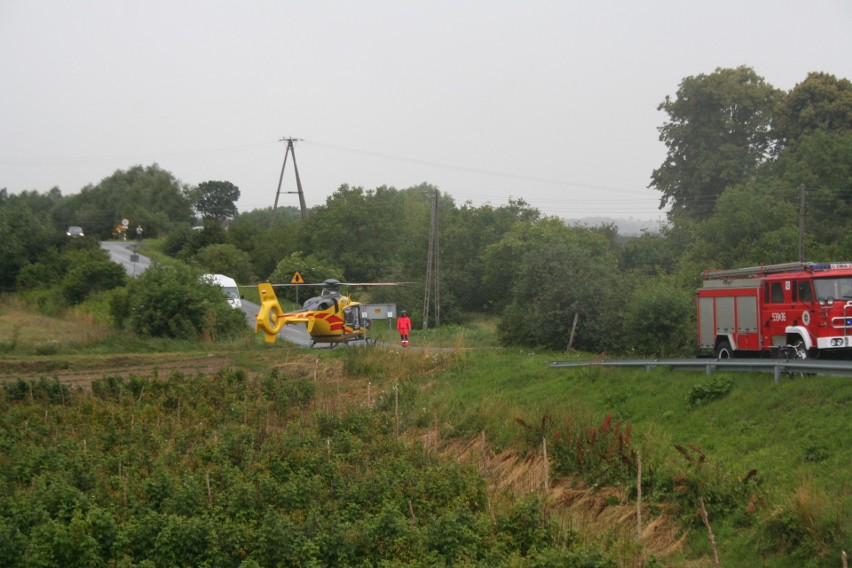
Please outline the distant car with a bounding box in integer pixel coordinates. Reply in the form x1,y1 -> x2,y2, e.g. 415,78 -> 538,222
66,226 -> 84,237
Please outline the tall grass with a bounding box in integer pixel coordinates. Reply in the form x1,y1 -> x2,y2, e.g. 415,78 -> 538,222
416,348 -> 851,565
366,314 -> 500,348
0,295 -> 112,355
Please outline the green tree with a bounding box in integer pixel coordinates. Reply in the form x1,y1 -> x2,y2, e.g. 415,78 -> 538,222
618,230 -> 677,276
651,66 -> 781,220
772,72 -> 852,152
441,199 -> 540,313
59,164 -> 194,239
268,252 -> 344,304
485,218 -> 621,351
168,219 -> 228,261
764,130 -> 852,257
194,243 -> 256,283
9,187 -> 65,232
229,207 -> 303,280
688,182 -> 799,268
299,184 -> 436,283
235,205 -> 302,228
0,191 -> 59,291
190,180 -> 240,221
15,248 -> 64,290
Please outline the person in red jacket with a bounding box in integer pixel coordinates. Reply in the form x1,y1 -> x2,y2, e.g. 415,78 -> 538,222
397,310 -> 412,347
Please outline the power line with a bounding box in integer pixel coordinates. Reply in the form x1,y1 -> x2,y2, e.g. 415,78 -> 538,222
302,140 -> 645,195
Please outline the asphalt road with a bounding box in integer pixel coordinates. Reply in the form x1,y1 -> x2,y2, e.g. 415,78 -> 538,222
100,241 -> 150,276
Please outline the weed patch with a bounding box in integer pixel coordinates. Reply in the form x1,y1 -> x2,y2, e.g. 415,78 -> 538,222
545,413 -> 639,487
687,376 -> 733,407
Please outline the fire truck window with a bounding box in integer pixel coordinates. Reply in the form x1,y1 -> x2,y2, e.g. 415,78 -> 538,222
814,278 -> 852,300
770,282 -> 785,303
797,281 -> 813,303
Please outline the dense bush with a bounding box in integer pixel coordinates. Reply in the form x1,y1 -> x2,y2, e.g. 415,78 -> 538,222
109,261 -> 247,339
624,276 -> 695,357
59,248 -> 127,305
15,245 -> 127,307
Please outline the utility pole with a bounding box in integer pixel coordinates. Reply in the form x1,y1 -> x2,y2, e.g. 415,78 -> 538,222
798,184 -> 806,263
422,189 -> 440,329
272,137 -> 307,224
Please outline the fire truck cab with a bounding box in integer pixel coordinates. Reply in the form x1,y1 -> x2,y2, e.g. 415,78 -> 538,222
698,262 -> 852,359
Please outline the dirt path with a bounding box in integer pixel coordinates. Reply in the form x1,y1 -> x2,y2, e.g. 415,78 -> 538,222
0,355 -> 240,391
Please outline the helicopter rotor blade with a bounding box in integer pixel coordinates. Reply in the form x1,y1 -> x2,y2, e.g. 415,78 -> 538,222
263,281 -> 414,288
344,282 -> 415,286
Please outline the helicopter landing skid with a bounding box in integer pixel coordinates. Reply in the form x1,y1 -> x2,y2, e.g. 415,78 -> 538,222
310,335 -> 374,349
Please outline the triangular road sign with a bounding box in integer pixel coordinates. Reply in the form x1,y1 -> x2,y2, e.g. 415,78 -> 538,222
290,271 -> 304,284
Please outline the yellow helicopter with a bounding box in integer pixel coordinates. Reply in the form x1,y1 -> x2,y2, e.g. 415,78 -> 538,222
255,278 -> 404,347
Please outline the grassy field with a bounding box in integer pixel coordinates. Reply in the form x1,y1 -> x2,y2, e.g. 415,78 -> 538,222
1,297 -> 849,566
412,348 -> 850,565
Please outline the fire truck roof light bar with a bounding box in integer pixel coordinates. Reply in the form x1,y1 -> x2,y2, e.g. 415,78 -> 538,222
702,262 -> 852,281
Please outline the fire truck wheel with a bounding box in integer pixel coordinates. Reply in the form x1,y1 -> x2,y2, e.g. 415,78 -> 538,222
715,340 -> 733,359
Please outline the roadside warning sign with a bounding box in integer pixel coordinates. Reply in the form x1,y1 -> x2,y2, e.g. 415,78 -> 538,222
290,272 -> 304,284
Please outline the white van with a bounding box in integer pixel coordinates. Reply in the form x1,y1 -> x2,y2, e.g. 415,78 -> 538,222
201,274 -> 243,309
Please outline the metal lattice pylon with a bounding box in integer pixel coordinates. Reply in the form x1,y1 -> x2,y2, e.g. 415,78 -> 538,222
272,137 -> 307,223
422,189 -> 440,328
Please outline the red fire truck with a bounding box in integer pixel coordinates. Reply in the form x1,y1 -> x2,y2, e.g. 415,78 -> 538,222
698,262 -> 852,359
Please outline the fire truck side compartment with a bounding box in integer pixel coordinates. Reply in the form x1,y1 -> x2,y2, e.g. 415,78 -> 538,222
699,280 -> 760,351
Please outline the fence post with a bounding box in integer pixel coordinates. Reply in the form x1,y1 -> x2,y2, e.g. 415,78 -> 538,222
637,452 -> 642,539
394,384 -> 399,437
699,496 -> 720,568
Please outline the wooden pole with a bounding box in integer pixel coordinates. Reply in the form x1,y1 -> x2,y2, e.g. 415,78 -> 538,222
637,453 -> 643,539
567,311 -> 580,351
798,183 -> 806,263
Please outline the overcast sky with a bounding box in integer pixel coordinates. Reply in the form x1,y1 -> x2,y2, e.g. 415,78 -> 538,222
1,1 -> 850,222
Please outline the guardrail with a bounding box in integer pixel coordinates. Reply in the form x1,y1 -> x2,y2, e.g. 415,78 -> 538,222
547,358 -> 852,384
